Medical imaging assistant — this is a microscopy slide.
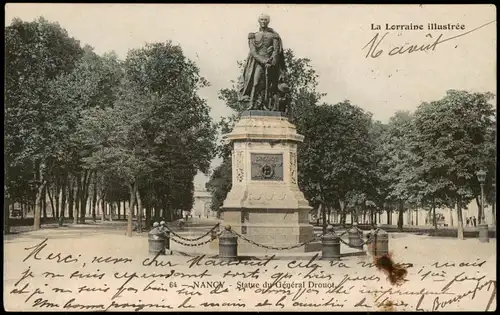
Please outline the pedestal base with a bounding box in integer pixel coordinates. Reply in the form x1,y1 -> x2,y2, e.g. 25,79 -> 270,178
222,208 -> 320,254
221,113 -> 318,254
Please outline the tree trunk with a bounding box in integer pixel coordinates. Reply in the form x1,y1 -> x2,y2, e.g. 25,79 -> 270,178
100,196 -> 105,223
136,187 -> 143,234
79,170 -> 87,224
386,209 -> 391,225
146,206 -> 151,229
319,203 -> 326,234
397,201 -> 404,231
117,201 -> 121,220
154,207 -> 160,221
84,171 -> 93,222
127,182 -> 136,237
55,179 -> 60,219
432,197 -> 437,230
449,208 -> 454,227
68,176 -> 74,220
91,181 -> 97,221
42,185 -> 48,220
47,186 -> 56,219
415,208 -> 419,226
354,205 -> 360,225
74,173 -> 81,225
337,200 -> 343,225
61,175 -> 67,220
79,173 -> 86,224
33,181 -> 46,231
456,196 -> 464,240
109,203 -> 114,222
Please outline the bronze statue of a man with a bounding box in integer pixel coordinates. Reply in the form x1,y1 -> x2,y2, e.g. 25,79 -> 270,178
238,14 -> 289,112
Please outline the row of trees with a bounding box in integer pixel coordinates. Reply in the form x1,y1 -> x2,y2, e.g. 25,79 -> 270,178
5,17 -> 217,236
207,50 -> 496,239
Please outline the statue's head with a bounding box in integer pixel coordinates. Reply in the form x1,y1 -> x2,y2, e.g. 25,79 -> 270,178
258,14 -> 270,28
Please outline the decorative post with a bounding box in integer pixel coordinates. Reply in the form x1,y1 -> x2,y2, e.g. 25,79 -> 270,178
321,225 -> 340,261
476,170 -> 489,243
348,226 -> 363,250
148,222 -> 166,255
219,225 -> 238,261
374,229 -> 389,257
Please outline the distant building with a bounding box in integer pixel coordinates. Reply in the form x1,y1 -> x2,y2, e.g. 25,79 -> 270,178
192,185 -> 215,218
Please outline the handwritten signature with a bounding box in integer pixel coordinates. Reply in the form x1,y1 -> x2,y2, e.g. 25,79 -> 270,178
362,20 -> 496,58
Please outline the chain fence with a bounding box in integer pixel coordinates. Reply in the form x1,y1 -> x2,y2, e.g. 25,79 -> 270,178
158,223 -> 383,252
335,226 -> 381,247
229,229 -> 322,251
162,223 -> 220,242
170,231 -> 222,247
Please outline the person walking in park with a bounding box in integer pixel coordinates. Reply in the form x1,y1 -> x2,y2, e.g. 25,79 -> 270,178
473,216 -> 477,227
466,217 -> 470,227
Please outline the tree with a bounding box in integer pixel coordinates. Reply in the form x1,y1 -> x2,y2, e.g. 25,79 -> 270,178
78,41 -> 216,236
206,159 -> 232,217
412,90 -> 496,239
5,17 -> 84,230
77,84 -> 157,236
51,47 -> 123,223
298,101 -> 376,232
367,120 -> 392,222
379,111 -> 418,230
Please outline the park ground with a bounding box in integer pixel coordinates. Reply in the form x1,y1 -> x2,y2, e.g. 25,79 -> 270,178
3,218 -> 497,312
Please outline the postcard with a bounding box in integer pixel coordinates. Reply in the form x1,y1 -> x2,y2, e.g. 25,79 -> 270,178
4,3 -> 496,312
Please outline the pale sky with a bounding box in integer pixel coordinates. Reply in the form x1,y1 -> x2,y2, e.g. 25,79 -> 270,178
5,4 -> 497,187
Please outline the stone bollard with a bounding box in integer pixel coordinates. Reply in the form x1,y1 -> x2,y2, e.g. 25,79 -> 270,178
348,226 -> 364,250
148,222 -> 166,256
321,225 -> 340,261
374,229 -> 389,257
366,228 -> 377,256
219,225 -> 238,261
478,223 -> 489,243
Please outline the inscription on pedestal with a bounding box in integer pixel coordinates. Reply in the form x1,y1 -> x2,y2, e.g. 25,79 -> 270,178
251,153 -> 283,181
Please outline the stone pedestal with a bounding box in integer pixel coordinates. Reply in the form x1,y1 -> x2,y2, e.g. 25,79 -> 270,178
221,111 -> 319,254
